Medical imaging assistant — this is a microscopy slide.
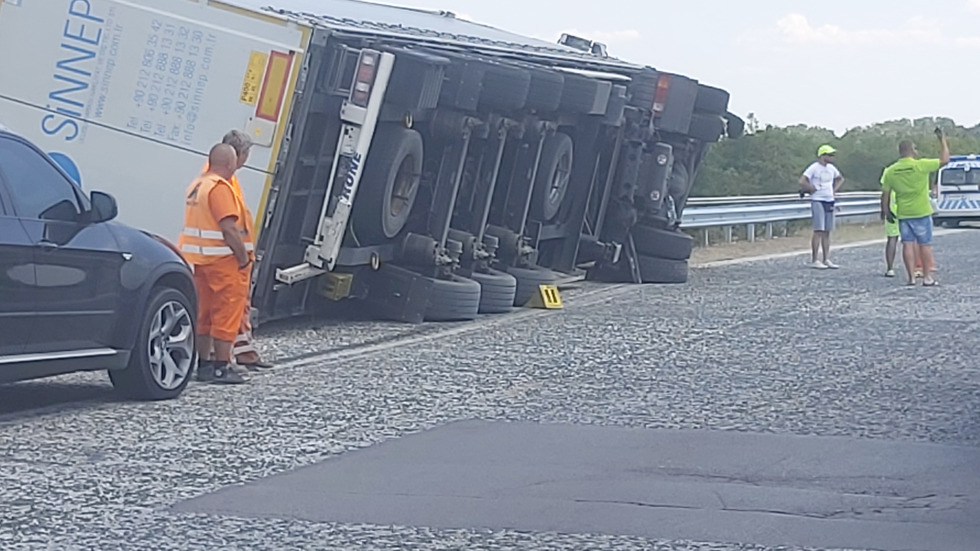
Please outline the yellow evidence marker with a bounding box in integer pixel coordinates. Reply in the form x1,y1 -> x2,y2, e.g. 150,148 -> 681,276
525,284 -> 563,309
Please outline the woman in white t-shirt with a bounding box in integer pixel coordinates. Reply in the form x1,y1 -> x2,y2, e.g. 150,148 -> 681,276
799,144 -> 844,269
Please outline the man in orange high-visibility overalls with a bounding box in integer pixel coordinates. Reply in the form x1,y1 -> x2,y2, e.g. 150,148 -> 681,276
180,144 -> 254,384
200,130 -> 273,372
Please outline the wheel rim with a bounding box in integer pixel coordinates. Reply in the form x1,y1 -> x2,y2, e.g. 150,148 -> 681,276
389,155 -> 418,218
548,151 -> 572,204
147,300 -> 194,390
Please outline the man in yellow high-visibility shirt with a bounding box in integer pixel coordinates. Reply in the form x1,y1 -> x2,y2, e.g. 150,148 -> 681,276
881,129 -> 950,286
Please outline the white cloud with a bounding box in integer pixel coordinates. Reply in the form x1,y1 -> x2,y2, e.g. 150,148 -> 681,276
776,13 -> 942,45
969,0 -> 980,12
957,36 -> 980,47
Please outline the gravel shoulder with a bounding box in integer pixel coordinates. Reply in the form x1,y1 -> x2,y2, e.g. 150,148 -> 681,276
1,231 -> 978,550
691,222 -> 893,265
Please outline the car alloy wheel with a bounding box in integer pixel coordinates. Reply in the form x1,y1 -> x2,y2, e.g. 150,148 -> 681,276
147,300 -> 194,390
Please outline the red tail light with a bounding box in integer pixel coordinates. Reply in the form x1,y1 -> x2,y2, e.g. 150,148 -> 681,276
350,50 -> 380,108
652,74 -> 671,115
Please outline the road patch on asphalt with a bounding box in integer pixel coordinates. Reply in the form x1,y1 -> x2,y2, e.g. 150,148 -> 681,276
174,420 -> 980,551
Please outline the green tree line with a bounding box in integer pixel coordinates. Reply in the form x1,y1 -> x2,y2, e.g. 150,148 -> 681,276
694,116 -> 980,197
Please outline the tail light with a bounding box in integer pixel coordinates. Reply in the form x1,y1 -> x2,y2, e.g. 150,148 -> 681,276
652,74 -> 671,115
349,50 -> 380,108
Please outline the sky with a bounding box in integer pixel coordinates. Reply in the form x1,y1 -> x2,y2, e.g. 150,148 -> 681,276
357,0 -> 980,135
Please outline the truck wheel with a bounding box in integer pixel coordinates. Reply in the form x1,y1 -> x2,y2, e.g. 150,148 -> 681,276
470,269 -> 517,314
109,287 -> 195,400
688,113 -> 725,143
725,112 -> 745,138
694,84 -> 730,114
559,74 -> 603,114
530,132 -> 574,221
638,255 -> 688,284
632,225 -> 693,261
353,126 -> 423,242
479,63 -> 531,111
424,274 -> 481,321
626,69 -> 659,109
524,67 -> 565,112
507,265 -> 558,307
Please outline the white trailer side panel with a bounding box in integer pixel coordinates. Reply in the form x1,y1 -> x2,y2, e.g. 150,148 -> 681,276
0,0 -> 310,242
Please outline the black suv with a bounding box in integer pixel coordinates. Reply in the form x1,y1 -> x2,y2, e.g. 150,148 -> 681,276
0,127 -> 197,400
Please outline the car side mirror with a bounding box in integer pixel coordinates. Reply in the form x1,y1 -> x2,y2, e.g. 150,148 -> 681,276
90,191 -> 118,223
40,199 -> 81,223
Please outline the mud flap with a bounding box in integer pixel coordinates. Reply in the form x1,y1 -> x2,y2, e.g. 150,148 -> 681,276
362,264 -> 434,324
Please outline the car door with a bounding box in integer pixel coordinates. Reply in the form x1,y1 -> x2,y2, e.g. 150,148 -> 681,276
0,182 -> 37,357
0,135 -> 126,354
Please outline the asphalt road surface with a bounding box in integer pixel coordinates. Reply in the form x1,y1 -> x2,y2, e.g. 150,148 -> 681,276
1,231 -> 978,551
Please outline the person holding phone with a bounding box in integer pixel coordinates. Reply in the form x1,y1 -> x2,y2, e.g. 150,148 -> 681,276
880,128 -> 951,286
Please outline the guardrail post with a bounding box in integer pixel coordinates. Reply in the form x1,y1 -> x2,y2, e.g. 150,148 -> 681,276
747,224 -> 756,243
723,226 -> 732,243
766,223 -> 773,239
702,229 -> 709,247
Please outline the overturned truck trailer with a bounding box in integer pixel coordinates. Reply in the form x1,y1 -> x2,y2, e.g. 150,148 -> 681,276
248,0 -> 743,325
0,0 -> 742,326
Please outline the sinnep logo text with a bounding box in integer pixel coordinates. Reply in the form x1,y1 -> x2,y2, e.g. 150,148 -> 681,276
42,0 -> 104,142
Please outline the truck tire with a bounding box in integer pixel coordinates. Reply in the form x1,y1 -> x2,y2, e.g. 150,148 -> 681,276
559,73 -> 603,114
626,68 -> 659,109
524,68 -> 565,112
631,225 -> 693,261
353,126 -> 424,242
688,113 -> 725,143
694,84 -> 730,114
479,63 -> 531,111
507,265 -> 558,307
725,112 -> 745,138
637,255 -> 688,284
529,132 -> 574,221
470,269 -> 517,314
424,274 -> 482,321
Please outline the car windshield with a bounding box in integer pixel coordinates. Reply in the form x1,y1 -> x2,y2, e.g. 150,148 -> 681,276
940,169 -> 980,186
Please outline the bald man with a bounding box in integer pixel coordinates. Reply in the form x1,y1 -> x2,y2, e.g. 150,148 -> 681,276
201,130 -> 273,371
179,144 -> 256,384
881,131 -> 950,286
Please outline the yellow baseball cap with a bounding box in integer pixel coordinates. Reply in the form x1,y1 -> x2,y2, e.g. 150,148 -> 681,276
817,144 -> 837,156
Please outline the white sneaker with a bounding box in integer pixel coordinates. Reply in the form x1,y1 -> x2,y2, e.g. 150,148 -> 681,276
810,260 -> 828,269
824,260 -> 840,269
884,269 -> 896,278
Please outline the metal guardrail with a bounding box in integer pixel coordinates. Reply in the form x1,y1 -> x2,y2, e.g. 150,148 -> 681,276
681,192 -> 881,229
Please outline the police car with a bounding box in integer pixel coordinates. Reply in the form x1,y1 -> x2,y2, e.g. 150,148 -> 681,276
934,154 -> 980,227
